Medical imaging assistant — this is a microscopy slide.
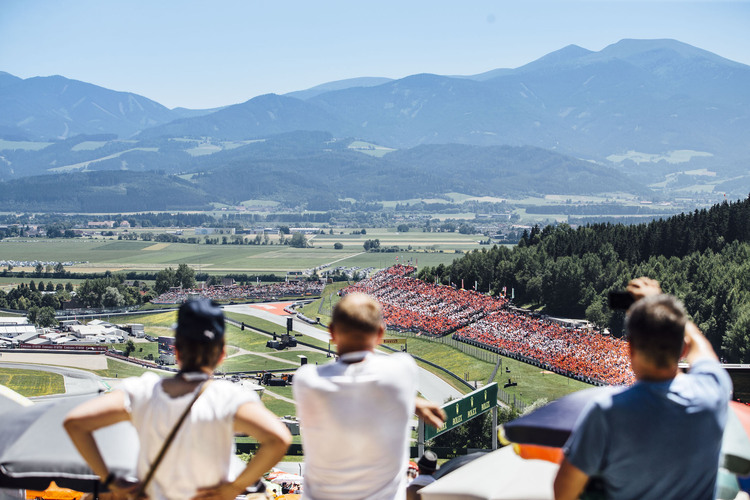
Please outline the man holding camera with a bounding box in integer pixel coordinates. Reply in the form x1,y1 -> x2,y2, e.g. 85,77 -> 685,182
554,277 -> 732,500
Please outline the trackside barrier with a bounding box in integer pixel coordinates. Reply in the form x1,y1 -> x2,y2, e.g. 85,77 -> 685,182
384,331 -> 537,412
235,442 -> 471,459
379,343 -> 474,391
388,329 -> 606,385
17,344 -> 107,353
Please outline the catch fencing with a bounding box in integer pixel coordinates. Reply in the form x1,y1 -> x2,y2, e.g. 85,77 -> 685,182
384,329 -> 528,412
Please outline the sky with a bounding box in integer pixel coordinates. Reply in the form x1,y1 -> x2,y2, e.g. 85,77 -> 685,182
1,0 -> 748,110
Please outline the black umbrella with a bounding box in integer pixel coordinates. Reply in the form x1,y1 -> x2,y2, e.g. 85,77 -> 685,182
433,451 -> 490,480
502,386 -> 749,475
503,387 -> 619,448
0,394 -> 138,491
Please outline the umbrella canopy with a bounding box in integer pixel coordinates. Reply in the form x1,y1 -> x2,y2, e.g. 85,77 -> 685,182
503,387 -> 620,448
433,452 -> 489,480
722,401 -> 750,475
418,446 -> 557,500
25,481 -> 84,500
0,386 -> 33,416
265,471 -> 303,485
0,394 -> 138,492
502,387 -> 749,475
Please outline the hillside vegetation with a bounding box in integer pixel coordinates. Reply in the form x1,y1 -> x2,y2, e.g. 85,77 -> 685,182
0,132 -> 646,211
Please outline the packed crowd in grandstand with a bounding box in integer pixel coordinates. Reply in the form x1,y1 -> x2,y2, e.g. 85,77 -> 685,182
344,265 -> 508,336
152,281 -> 325,304
342,265 -> 634,385
453,311 -> 634,385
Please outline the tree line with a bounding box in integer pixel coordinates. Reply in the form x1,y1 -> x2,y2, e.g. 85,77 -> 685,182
417,196 -> 750,362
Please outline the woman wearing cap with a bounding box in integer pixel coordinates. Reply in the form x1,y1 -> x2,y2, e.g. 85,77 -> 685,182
65,298 -> 292,500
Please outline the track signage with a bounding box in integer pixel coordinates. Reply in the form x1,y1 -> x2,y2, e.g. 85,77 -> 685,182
424,382 -> 498,440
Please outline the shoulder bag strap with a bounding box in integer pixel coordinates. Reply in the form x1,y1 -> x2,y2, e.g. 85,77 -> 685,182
134,379 -> 212,497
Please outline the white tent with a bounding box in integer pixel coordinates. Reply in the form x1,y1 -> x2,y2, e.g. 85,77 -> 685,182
418,446 -> 558,500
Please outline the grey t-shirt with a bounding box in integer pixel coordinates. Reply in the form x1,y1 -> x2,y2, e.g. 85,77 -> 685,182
563,359 -> 732,500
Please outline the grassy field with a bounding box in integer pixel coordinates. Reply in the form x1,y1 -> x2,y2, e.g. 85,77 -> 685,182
298,282 -> 348,324
110,341 -> 159,360
91,358 -> 156,379
270,350 -> 331,365
260,392 -> 296,416
0,233 -> 469,274
387,332 -> 591,405
0,139 -> 52,151
0,368 -> 65,396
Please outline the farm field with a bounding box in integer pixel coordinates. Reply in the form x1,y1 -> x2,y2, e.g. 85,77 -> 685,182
0,233 -> 470,274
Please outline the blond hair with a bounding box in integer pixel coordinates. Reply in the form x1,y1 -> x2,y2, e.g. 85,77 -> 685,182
331,293 -> 383,335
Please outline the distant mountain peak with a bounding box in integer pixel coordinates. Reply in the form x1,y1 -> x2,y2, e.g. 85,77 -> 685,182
515,44 -> 594,73
596,38 -> 745,68
285,77 -> 392,101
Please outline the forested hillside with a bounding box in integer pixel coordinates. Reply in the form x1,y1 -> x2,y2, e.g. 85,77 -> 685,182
417,196 -> 750,362
0,171 -> 212,212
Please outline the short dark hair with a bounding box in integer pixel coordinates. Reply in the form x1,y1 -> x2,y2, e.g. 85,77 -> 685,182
626,294 -> 686,368
175,334 -> 224,372
331,293 -> 383,335
175,299 -> 225,372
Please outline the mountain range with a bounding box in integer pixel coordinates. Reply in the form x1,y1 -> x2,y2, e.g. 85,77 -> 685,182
1,38 -> 748,211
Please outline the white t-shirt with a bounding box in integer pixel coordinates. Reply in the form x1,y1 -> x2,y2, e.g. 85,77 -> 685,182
120,373 -> 259,500
294,351 -> 418,500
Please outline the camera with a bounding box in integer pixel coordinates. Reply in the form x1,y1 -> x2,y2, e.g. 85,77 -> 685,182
608,291 -> 635,310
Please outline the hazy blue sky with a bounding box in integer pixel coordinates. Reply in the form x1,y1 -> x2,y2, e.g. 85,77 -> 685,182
1,0 -> 748,109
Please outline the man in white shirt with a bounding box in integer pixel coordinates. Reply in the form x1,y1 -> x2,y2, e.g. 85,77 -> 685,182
294,293 -> 445,500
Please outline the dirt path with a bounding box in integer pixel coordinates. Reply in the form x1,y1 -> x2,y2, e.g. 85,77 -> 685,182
226,346 -> 300,366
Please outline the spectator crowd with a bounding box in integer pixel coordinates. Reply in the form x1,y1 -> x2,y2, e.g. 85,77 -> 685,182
343,265 -> 634,385
453,311 -> 634,385
344,265 -> 508,337
152,281 -> 325,304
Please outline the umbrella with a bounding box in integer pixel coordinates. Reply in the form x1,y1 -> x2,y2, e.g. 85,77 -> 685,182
502,387 -> 620,448
432,452 -> 489,480
0,394 -> 138,492
502,387 -> 750,475
25,481 -> 84,500
722,401 -> 750,475
0,386 -> 33,416
418,446 -> 558,500
265,471 -> 303,485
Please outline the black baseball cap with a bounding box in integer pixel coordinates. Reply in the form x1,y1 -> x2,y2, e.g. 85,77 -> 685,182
176,298 -> 225,342
418,450 -> 438,473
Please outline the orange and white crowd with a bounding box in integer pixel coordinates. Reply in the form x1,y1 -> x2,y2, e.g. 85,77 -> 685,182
152,281 -> 325,304
453,310 -> 634,385
343,265 -> 508,337
343,265 -> 634,386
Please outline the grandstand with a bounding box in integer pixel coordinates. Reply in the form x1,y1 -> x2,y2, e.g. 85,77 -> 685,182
343,265 -> 635,386
152,281 -> 325,304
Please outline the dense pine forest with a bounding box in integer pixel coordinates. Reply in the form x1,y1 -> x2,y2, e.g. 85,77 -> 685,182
417,196 -> 750,363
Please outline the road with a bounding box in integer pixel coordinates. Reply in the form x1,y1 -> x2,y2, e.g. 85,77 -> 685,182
222,303 -> 462,402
